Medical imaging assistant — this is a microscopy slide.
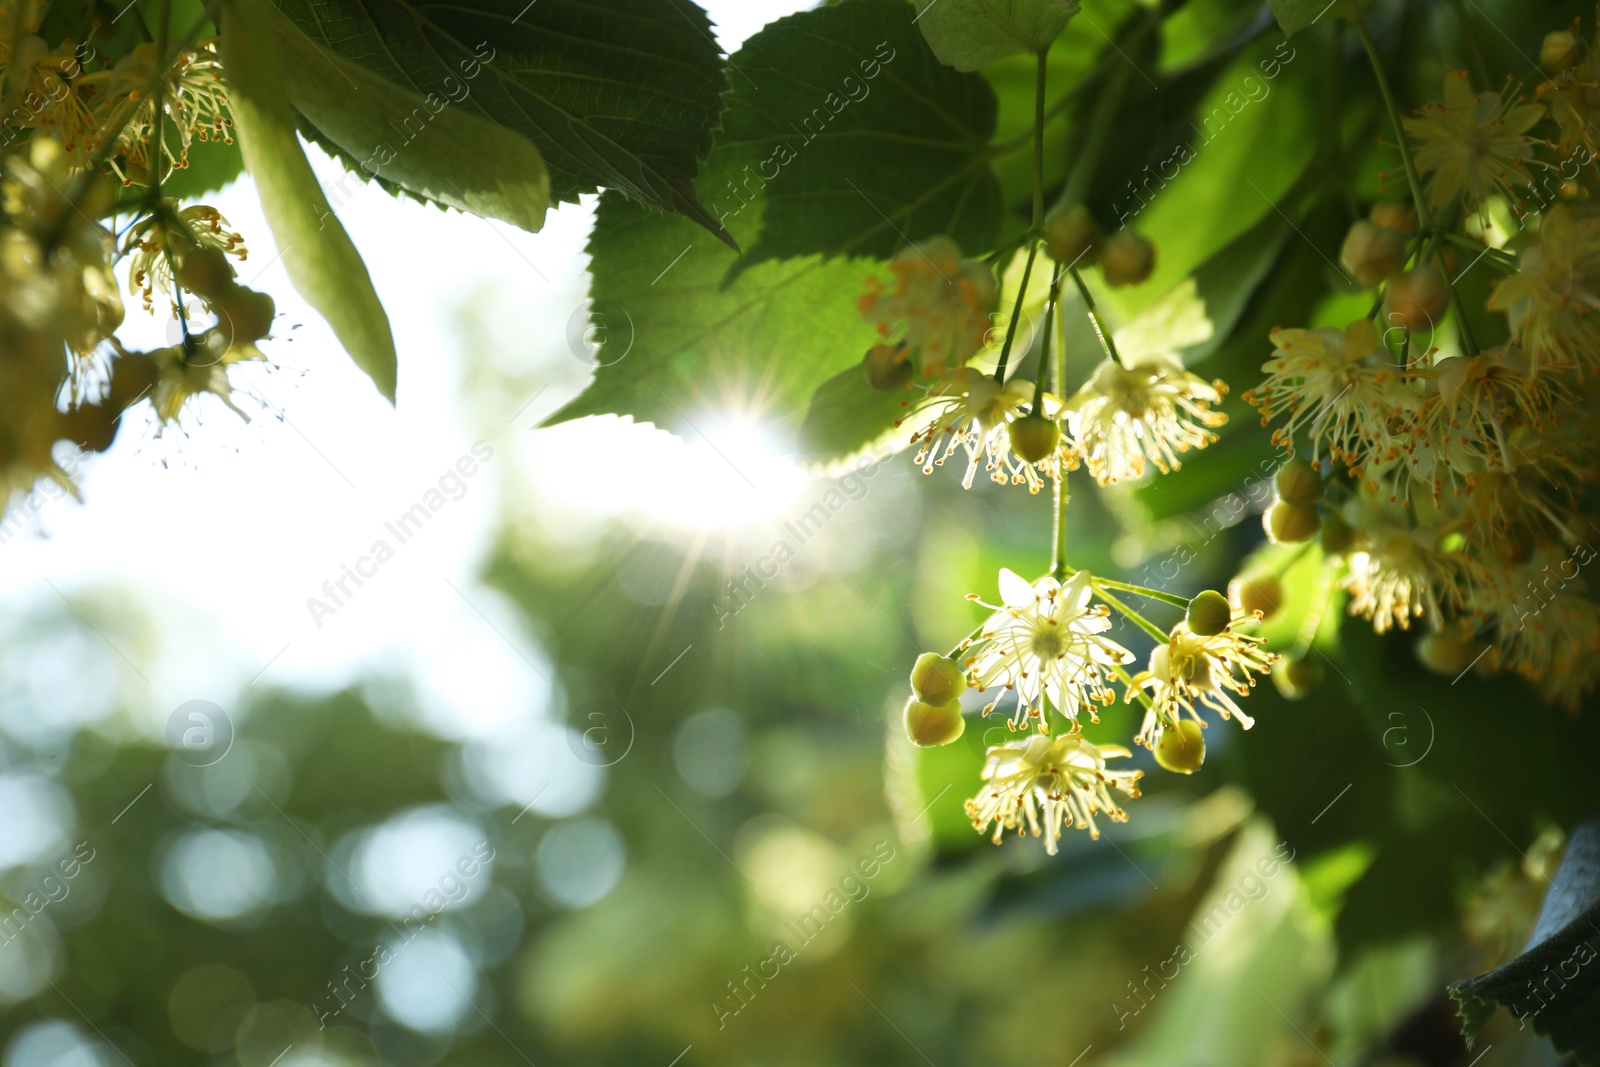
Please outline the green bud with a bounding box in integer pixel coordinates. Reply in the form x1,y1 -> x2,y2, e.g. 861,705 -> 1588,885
1229,574 -> 1283,621
1045,204 -> 1101,266
1007,412 -> 1061,463
1415,628 -> 1488,677
1186,590 -> 1232,637
903,696 -> 965,748
910,653 -> 966,705
1274,458 -> 1323,506
1320,511 -> 1356,556
1265,500 -> 1319,544
1100,231 -> 1156,288
1272,657 -> 1321,700
1154,719 -> 1205,774
1339,220 -> 1406,286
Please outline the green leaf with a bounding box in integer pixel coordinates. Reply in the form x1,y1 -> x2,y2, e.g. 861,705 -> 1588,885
220,0 -> 398,402
796,243 -> 1045,468
273,18 -> 549,232
1266,0 -> 1344,37
157,138 -> 244,202
1450,813 -> 1600,1062
725,0 -> 1000,271
911,0 -> 1076,71
546,0 -> 1002,445
794,366 -> 915,473
1095,40 -> 1318,322
273,0 -> 730,239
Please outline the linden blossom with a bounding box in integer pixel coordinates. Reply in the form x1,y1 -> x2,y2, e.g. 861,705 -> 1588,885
709,40 -> 897,229
304,441 -> 495,629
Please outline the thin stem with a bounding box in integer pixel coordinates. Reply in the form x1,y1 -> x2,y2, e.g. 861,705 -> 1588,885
1352,6 -> 1480,356
1032,267 -> 1063,411
151,0 -> 172,200
1094,585 -> 1171,644
1110,662 -> 1153,710
1092,577 -> 1192,611
992,241 -> 1039,384
1056,54 -> 1134,214
1349,6 -> 1433,232
1050,281 -> 1069,581
1032,49 -> 1047,229
1449,0 -> 1492,91
1068,266 -> 1122,364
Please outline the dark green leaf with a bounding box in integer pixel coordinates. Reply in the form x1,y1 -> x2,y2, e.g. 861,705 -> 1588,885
273,0 -> 729,237
546,0 -> 1003,445
1267,0 -> 1344,37
911,0 -> 1076,71
726,0 -> 1001,272
1450,814 -> 1600,1063
274,18 -> 550,232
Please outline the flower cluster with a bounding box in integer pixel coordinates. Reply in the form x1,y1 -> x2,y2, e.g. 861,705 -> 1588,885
0,18 -> 267,521
965,733 -> 1142,853
869,222 -> 1253,853
898,574 -> 1276,854
858,236 -> 995,382
1243,58 -> 1600,710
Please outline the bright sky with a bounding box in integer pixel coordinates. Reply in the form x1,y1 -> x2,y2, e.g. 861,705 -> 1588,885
0,0 -> 819,751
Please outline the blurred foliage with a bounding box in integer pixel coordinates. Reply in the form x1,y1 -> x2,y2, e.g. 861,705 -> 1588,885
6,0 -> 1600,1065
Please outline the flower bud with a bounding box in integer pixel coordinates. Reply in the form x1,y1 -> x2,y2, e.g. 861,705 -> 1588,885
1367,202 -> 1417,233
1319,511 -> 1356,555
1339,220 -> 1406,286
1186,590 -> 1231,637
1415,627 -> 1488,677
175,246 -> 236,301
1153,719 -> 1205,774
1274,457 -> 1323,506
1045,204 -> 1101,266
1385,265 -> 1448,334
1543,30 -> 1583,70
1100,232 -> 1156,288
1007,412 -> 1060,463
863,342 -> 913,391
1272,657 -> 1321,700
1229,574 -> 1283,620
1265,500 -> 1319,543
60,402 -> 119,454
215,286 -> 276,345
910,653 -> 966,705
903,696 -> 965,748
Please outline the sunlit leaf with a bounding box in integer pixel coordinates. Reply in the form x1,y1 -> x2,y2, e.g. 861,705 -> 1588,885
272,0 -> 729,237
911,0 -> 1077,70
546,0 -> 1002,444
274,19 -> 550,232
220,0 -> 398,401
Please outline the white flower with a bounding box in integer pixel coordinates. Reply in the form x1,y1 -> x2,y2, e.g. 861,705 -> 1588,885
962,569 -> 1133,730
1063,355 -> 1226,485
965,734 -> 1143,852
1126,618 -> 1276,746
907,369 -> 1042,490
1244,319 -> 1418,472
